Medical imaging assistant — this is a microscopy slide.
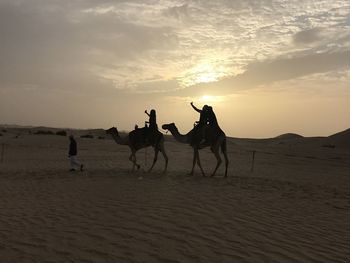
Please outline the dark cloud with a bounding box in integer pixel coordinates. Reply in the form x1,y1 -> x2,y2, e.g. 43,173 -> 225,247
0,0 -> 178,93
235,49 -> 350,85
178,49 -> 350,96
293,28 -> 323,44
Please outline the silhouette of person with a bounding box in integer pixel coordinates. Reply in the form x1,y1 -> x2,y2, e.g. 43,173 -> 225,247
145,109 -> 158,131
68,135 -> 84,172
206,106 -> 218,127
191,102 -> 210,128
144,109 -> 158,143
190,102 -> 209,127
190,102 -> 210,145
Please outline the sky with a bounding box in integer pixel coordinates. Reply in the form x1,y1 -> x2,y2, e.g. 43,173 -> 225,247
0,0 -> 349,138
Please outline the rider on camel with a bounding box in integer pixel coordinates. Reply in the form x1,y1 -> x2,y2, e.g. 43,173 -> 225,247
144,109 -> 158,144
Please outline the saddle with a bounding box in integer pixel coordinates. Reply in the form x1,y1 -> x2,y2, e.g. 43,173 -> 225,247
131,125 -> 161,146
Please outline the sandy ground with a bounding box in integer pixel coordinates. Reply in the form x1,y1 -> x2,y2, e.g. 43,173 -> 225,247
0,130 -> 349,262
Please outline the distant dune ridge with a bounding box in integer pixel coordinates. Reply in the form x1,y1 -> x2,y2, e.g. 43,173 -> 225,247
1,125 -> 350,150
0,124 -> 349,142
328,128 -> 350,148
272,129 -> 350,149
275,133 -> 304,140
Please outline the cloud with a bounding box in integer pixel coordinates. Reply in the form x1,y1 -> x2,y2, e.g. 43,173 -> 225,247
293,28 -> 324,44
177,49 -> 350,96
163,4 -> 189,18
0,0 -> 179,93
235,49 -> 350,85
1,0 -> 350,96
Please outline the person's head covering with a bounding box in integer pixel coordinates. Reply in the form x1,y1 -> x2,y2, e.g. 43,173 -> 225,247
202,105 -> 209,111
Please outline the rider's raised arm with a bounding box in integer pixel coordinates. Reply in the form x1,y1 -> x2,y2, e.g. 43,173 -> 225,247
144,110 -> 150,117
190,102 -> 201,113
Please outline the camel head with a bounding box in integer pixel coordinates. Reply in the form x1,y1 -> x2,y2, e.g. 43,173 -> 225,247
162,123 -> 176,131
105,127 -> 119,136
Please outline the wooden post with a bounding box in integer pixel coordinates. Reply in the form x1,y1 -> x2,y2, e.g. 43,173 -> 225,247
145,147 -> 148,167
144,121 -> 148,167
250,150 -> 256,172
1,143 -> 4,163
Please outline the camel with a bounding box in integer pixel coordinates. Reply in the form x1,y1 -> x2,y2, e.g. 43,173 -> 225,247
162,121 -> 228,177
106,127 -> 168,173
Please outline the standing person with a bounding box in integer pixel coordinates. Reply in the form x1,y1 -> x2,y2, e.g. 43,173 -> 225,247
68,135 -> 84,172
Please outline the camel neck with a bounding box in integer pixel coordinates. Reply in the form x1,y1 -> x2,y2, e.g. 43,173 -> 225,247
168,126 -> 189,144
110,131 -> 129,145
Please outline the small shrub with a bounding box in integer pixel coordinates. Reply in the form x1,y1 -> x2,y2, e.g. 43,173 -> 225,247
56,130 -> 67,136
34,130 -> 54,135
0,133 -> 2,136
80,134 -> 94,139
1,129 -> 6,133
98,136 -> 105,140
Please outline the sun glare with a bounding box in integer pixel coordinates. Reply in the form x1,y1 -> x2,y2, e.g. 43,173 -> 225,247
194,70 -> 218,84
198,95 -> 224,104
180,61 -> 229,87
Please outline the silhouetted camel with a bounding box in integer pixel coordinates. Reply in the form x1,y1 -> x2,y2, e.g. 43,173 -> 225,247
162,123 -> 228,177
106,127 -> 168,173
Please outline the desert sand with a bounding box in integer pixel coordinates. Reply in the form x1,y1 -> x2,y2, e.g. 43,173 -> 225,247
0,127 -> 349,262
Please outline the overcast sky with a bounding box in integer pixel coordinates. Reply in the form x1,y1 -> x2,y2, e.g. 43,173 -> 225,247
1,0 -> 349,137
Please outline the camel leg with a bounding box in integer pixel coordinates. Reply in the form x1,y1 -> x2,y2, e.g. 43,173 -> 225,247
189,148 -> 197,175
210,141 -> 222,177
159,142 -> 168,174
195,149 -> 206,177
134,156 -> 141,171
129,153 -> 135,171
130,150 -> 140,172
218,137 -> 229,177
211,149 -> 222,177
223,150 -> 229,178
148,148 -> 159,173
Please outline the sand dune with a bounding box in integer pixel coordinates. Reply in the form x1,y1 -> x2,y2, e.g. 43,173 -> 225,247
275,133 -> 304,140
0,128 -> 349,262
328,128 -> 350,148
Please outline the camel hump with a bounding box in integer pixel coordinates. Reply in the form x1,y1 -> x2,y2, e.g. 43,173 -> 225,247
129,126 -> 163,146
129,127 -> 147,138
